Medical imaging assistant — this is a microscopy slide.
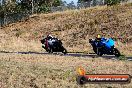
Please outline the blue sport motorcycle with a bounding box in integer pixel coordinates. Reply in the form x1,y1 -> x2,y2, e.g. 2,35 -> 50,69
89,38 -> 121,57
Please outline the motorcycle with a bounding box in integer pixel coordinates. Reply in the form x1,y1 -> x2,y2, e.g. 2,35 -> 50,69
89,38 -> 121,57
40,38 -> 67,54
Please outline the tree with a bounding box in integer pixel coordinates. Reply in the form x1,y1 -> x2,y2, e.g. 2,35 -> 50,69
37,0 -> 62,13
19,0 -> 32,10
52,0 -> 62,7
0,5 -> 4,26
67,1 -> 76,9
61,1 -> 67,6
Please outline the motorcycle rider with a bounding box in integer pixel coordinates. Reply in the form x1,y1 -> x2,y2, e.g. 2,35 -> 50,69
95,34 -> 108,47
45,34 -> 54,47
41,34 -> 67,54
42,34 -> 60,49
41,34 -> 53,49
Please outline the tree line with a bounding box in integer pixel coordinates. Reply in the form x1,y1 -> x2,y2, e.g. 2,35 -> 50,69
0,0 -> 63,14
0,0 -> 128,15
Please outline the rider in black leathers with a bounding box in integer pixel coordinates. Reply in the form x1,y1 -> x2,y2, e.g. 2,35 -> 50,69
42,34 -> 61,49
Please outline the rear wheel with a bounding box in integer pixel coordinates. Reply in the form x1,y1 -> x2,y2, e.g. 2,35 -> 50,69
61,46 -> 67,54
113,48 -> 121,57
62,47 -> 67,54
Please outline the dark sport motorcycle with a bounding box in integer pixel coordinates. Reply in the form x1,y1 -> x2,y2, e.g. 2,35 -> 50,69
89,38 -> 121,57
40,38 -> 67,54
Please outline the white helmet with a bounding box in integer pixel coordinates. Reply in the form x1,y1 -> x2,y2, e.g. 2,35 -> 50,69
49,34 -> 53,37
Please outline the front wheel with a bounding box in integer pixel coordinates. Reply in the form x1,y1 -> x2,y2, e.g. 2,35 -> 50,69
47,47 -> 53,53
96,48 -> 103,56
113,48 -> 121,57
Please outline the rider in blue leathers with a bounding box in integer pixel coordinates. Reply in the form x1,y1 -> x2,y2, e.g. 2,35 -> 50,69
95,34 -> 114,49
95,34 -> 106,47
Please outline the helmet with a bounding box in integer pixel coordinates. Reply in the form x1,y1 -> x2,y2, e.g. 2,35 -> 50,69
47,34 -> 53,39
47,34 -> 53,37
97,34 -> 101,38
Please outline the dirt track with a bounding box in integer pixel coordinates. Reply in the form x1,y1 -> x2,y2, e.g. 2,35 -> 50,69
1,51 -> 132,61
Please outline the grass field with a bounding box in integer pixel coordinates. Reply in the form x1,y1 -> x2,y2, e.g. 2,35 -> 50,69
0,53 -> 132,88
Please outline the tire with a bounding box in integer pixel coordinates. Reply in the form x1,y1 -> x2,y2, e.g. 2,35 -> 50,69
42,45 -> 49,52
76,76 -> 87,85
42,45 -> 45,49
45,49 -> 49,52
62,47 -> 67,54
93,48 -> 97,54
113,48 -> 121,57
97,48 -> 103,56
48,47 -> 53,53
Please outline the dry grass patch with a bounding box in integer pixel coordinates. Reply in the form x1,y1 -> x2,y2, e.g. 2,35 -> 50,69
0,53 -> 132,88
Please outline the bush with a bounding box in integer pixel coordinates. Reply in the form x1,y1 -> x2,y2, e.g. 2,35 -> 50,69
118,55 -> 127,60
105,0 -> 121,6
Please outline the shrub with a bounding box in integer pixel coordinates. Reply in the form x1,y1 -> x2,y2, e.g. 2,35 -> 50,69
105,0 -> 121,6
118,55 -> 127,60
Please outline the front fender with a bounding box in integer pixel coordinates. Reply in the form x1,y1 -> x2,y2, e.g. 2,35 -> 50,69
42,44 -> 46,48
